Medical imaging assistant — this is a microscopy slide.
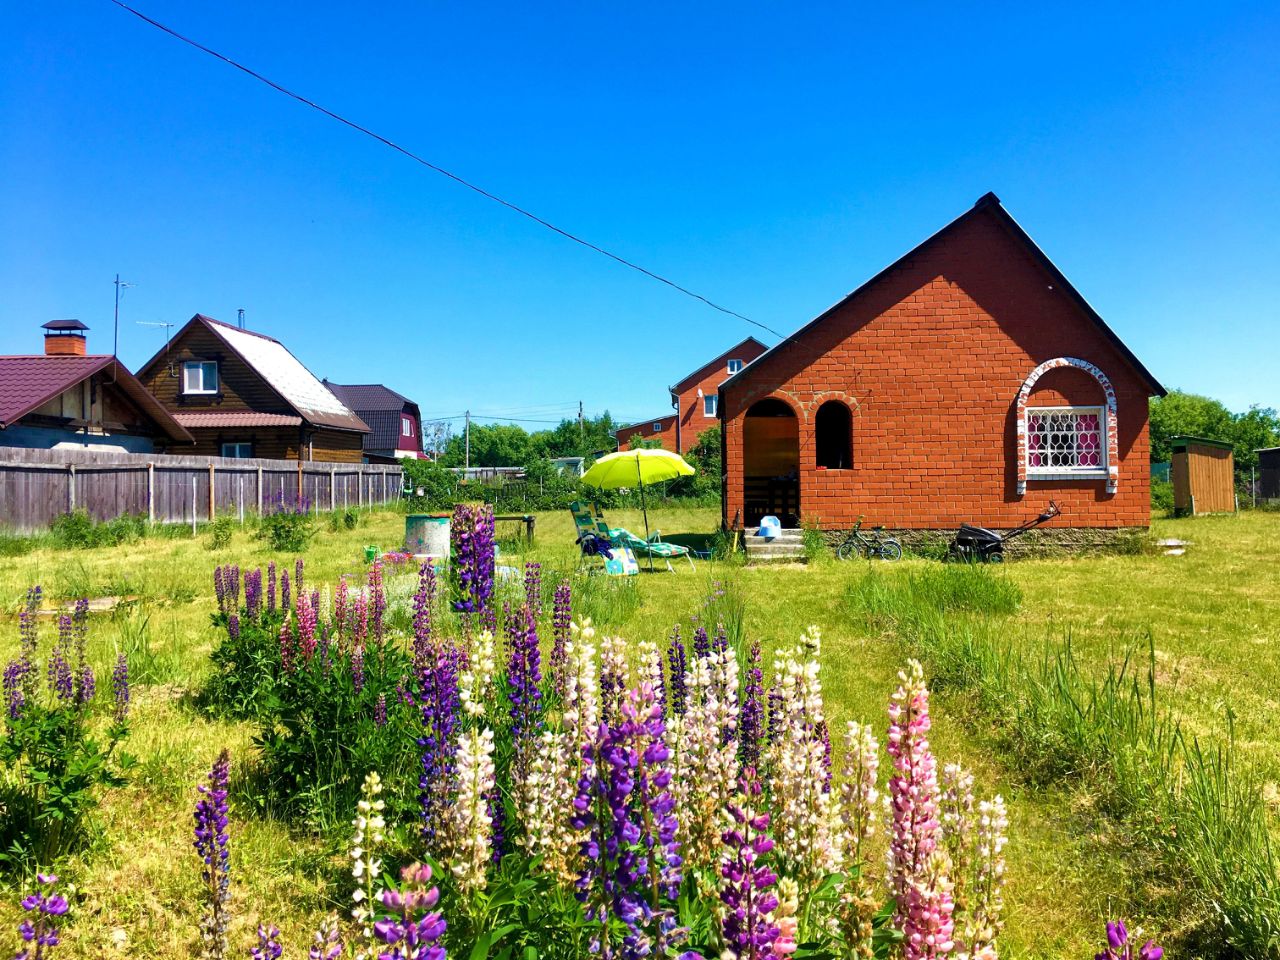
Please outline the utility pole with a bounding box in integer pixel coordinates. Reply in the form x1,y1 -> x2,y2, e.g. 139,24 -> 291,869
578,401 -> 584,444
464,410 -> 471,471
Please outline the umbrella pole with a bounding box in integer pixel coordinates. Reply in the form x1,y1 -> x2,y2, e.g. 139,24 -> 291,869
639,460 -> 653,572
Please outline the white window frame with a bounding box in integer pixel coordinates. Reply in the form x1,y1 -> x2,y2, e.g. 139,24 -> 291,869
652,422 -> 663,433
1025,405 -> 1108,480
703,394 -> 718,417
401,416 -> 414,437
183,360 -> 219,395
727,358 -> 744,374
220,441 -> 252,459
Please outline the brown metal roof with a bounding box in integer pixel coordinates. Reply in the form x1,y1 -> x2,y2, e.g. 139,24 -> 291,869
173,412 -> 304,428
0,355 -> 193,442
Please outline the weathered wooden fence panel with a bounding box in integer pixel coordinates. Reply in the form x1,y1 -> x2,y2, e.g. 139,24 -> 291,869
0,448 -> 403,533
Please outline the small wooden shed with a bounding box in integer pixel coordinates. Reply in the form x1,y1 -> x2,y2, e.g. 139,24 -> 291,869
1170,436 -> 1235,514
1258,447 -> 1280,503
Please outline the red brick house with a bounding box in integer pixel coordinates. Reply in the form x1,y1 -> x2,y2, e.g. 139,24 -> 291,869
135,314 -> 369,462
617,337 -> 767,452
720,193 -> 1164,546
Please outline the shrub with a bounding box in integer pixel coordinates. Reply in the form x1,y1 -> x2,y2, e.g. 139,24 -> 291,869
49,510 -> 146,549
207,514 -> 236,551
1151,477 -> 1174,517
256,493 -> 316,552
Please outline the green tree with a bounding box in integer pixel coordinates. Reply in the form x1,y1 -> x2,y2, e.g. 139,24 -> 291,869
1149,391 -> 1280,473
439,423 -> 532,467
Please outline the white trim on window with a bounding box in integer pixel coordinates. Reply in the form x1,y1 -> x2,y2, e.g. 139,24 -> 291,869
652,422 -> 663,433
1025,406 -> 1108,479
727,358 -> 744,374
220,441 -> 252,459
183,360 -> 219,395
703,395 -> 718,417
402,416 -> 413,437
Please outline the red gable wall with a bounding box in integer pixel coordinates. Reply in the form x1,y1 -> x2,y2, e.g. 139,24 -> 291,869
721,204 -> 1155,531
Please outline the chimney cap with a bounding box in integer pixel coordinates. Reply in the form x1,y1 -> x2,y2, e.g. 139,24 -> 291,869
42,319 -> 89,333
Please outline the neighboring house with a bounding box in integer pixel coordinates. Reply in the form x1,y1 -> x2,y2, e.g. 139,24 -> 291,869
719,193 -> 1165,545
616,337 -> 767,452
0,320 -> 193,454
324,381 -> 423,463
134,314 -> 369,462
551,456 -> 586,477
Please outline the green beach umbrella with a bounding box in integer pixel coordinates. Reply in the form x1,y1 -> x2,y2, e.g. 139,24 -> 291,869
581,448 -> 695,568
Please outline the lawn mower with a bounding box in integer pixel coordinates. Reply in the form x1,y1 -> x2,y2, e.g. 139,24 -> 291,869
948,501 -> 1061,563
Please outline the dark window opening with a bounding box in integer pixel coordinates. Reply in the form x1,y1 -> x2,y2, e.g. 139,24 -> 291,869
815,401 -> 852,469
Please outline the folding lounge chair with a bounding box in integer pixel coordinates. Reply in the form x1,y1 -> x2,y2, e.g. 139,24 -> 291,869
605,525 -> 695,572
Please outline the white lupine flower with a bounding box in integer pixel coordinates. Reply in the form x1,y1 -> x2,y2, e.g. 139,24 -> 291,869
349,771 -> 385,960
599,631 -> 631,721
955,795 -> 1008,959
517,729 -> 580,883
839,721 -> 881,958
563,620 -> 600,752
940,763 -> 977,904
637,639 -> 664,697
448,727 -> 496,898
458,629 -> 497,718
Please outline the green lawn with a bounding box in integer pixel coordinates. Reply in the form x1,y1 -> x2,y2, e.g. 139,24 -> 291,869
1,505 -> 1274,958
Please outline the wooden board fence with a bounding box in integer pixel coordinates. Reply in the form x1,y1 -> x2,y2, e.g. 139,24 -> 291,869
0,447 -> 403,533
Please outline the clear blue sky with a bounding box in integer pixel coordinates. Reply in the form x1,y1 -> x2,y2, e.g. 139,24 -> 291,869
2,2 -> 1277,431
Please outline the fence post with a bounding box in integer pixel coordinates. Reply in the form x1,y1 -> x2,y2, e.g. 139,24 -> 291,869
147,462 -> 155,525
257,465 -> 263,515
238,474 -> 244,523
191,476 -> 197,535
208,462 -> 216,521
330,468 -> 336,511
359,469 -> 364,508
67,463 -> 76,513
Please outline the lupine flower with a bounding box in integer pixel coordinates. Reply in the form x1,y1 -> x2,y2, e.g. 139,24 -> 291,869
598,632 -> 630,725
571,682 -> 685,960
411,563 -> 437,671
295,557 -> 305,604
448,727 -> 496,897
250,925 -> 283,960
267,562 -> 277,615
563,620 -> 601,757
666,626 -> 688,718
720,769 -> 782,960
4,659 -> 28,723
372,863 -> 447,960
279,619 -> 296,674
374,693 -> 388,728
16,590 -> 41,708
523,561 -> 542,620
213,566 -> 228,614
351,771 -> 387,960
309,916 -> 343,960
15,871 -> 69,960
245,568 -> 262,621
297,592 -> 319,662
458,630 -> 496,718
692,625 -> 710,661
281,571 -> 291,616
739,640 -> 765,770
352,595 -> 369,647
506,604 -> 543,750
886,660 -> 954,959
940,764 -> 976,906
637,639 -> 665,715
838,721 -> 881,959
772,876 -> 800,958
451,503 -> 495,618
550,580 -> 572,697
336,577 -> 350,640
71,598 -> 93,706
418,642 -> 462,849
47,616 -> 74,703
352,645 -> 366,694
228,614 -> 241,644
368,560 -> 386,646
193,749 -> 232,960
112,652 -> 130,723
517,728 -> 578,882
1094,921 -> 1163,960
956,796 -> 1008,960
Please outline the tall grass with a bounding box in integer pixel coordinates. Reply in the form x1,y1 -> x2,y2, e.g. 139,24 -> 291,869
847,565 -> 1280,957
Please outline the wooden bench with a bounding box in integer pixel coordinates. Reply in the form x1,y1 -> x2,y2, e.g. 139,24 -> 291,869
493,513 -> 536,544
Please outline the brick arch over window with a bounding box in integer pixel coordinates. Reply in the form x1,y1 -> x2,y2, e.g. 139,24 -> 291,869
1016,357 -> 1118,495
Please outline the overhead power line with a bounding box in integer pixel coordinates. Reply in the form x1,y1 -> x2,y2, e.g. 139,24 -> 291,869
104,0 -> 795,345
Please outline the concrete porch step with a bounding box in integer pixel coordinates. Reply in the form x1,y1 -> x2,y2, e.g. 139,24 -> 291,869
744,527 -> 807,563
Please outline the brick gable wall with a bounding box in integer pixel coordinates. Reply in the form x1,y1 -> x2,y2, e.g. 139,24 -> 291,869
721,207 -> 1154,531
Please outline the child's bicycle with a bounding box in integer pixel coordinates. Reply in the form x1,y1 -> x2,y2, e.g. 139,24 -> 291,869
835,516 -> 903,561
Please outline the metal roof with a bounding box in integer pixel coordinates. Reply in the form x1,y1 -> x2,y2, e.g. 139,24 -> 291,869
1170,435 -> 1235,451
719,193 -> 1166,398
0,354 -> 193,442
669,337 -> 768,394
41,319 -> 89,332
324,382 -> 421,452
173,412 -> 304,428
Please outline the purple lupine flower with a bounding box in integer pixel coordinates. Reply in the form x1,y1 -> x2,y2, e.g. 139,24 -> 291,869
4,659 -> 27,723
417,642 -> 461,849
489,789 -> 506,866
666,626 -> 687,718
228,614 -> 240,643
368,560 -> 386,646
297,593 -> 318,662
692,625 -> 710,662
739,640 -> 765,770
251,924 -> 283,960
72,599 -> 93,706
451,503 -> 495,618
47,616 -> 74,703
245,568 -> 262,621
572,682 -> 685,960
374,693 -> 388,728
351,595 -> 369,647
506,604 -> 544,748
295,557 -> 305,604
372,862 -> 447,960
1095,920 -> 1163,960
720,769 -> 781,960
817,718 -> 833,793
267,562 -> 277,615
213,565 -> 227,613
279,619 -> 296,674
524,562 -> 542,621
18,587 -> 41,707
193,749 -> 231,960
308,918 -> 343,960
226,565 -> 240,610
411,563 -> 436,672
765,681 -> 783,746
550,580 -> 572,698
335,577 -> 350,640
712,623 -> 728,657
280,571 -> 291,615
15,871 -> 69,960
112,653 -> 130,723
352,644 -> 366,694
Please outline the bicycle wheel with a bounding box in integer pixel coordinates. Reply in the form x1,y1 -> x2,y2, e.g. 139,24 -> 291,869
877,540 -> 903,561
836,539 -> 857,561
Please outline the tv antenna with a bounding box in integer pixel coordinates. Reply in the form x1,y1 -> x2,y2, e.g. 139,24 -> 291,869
136,319 -> 176,375
113,274 -> 136,357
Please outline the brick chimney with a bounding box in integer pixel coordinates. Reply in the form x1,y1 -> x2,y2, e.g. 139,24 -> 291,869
42,319 -> 89,356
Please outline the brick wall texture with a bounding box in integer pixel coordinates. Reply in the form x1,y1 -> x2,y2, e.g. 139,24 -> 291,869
721,201 -> 1158,531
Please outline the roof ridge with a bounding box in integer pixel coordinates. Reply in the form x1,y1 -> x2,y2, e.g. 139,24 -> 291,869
198,313 -> 280,343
